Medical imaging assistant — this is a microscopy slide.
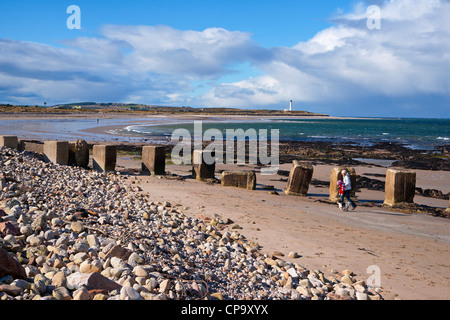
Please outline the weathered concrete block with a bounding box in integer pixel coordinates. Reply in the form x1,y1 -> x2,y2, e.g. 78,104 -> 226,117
221,171 -> 256,190
142,145 -> 166,175
68,139 -> 89,168
18,140 -> 44,154
384,169 -> 416,206
284,161 -> 313,196
43,141 -> 69,165
0,136 -> 18,149
192,150 -> 215,181
93,145 -> 116,172
329,166 -> 357,202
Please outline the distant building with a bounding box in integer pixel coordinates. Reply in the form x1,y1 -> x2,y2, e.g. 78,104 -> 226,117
284,100 -> 293,112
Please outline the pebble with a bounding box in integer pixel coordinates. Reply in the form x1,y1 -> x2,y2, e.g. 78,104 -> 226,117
0,147 -> 384,301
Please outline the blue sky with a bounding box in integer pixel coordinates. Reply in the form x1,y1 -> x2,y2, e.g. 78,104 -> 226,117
1,0 -> 449,117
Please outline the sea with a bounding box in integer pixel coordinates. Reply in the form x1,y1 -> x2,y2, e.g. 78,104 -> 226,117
0,116 -> 448,151
116,117 -> 450,151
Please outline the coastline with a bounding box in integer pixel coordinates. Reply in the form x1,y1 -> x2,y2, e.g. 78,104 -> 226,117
1,112 -> 449,300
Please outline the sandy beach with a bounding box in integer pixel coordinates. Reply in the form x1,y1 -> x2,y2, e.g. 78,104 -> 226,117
1,112 -> 449,300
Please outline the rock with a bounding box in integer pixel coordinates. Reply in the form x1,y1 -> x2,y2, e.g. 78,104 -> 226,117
120,284 -> 143,300
341,275 -> 354,285
287,252 -> 299,259
86,234 -> 100,248
159,279 -> 172,294
0,284 -> 23,296
133,266 -> 148,278
0,221 -> 20,236
73,286 -> 91,300
71,222 -> 84,233
67,272 -> 121,292
52,271 -> 67,288
356,291 -> 369,300
80,263 -> 101,274
105,245 -> 132,261
0,247 -> 27,279
53,286 -> 72,300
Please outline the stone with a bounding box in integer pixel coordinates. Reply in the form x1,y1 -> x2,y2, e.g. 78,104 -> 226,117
71,221 -> 84,233
192,150 -> 215,181
288,252 -> 299,259
92,145 -> 116,172
133,266 -> 148,278
141,145 -> 166,175
0,136 -> 18,149
221,171 -> 256,190
86,234 -> 100,248
356,291 -> 369,300
67,272 -> 121,292
120,284 -> 143,300
68,139 -> 89,168
43,141 -> 69,165
51,271 -> 67,288
159,279 -> 172,294
52,286 -> 72,300
384,169 -> 416,206
105,244 -> 132,261
0,284 -> 23,296
0,247 -> 27,280
73,286 -> 91,300
341,275 -> 354,285
80,263 -> 101,274
329,166 -> 357,202
284,161 -> 313,196
0,221 -> 20,236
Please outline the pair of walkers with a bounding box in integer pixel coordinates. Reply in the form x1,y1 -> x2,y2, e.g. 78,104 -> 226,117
337,169 -> 357,211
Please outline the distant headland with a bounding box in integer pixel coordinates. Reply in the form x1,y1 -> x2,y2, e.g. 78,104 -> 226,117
0,102 -> 328,117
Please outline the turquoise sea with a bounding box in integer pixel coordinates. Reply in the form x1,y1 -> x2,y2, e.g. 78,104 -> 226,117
0,116 -> 448,150
119,117 -> 450,150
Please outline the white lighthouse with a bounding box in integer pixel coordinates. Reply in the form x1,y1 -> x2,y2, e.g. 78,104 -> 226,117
289,100 -> 292,111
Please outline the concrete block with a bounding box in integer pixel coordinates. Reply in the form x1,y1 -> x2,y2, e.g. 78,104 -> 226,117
284,161 -> 313,196
192,150 -> 215,181
221,171 -> 256,190
142,145 -> 166,175
68,139 -> 89,167
43,141 -> 69,165
384,169 -> 416,206
0,136 -> 18,149
18,140 -> 44,154
329,166 -> 357,202
93,145 -> 116,172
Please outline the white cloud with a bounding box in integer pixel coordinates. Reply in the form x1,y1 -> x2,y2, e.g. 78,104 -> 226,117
199,0 -> 450,115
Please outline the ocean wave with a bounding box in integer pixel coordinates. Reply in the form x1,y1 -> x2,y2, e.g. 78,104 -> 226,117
437,136 -> 449,140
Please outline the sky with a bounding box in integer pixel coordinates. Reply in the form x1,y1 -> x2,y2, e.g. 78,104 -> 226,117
0,0 -> 449,118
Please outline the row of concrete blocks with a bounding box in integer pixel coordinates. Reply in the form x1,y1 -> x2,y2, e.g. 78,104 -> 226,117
1,136 -> 449,209
284,161 -> 432,208
0,136 -> 164,174
190,152 -> 443,209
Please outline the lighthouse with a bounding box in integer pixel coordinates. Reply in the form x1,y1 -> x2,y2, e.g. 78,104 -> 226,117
289,100 -> 292,111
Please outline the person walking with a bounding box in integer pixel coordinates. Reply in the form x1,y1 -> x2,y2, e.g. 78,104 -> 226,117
340,169 -> 357,211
